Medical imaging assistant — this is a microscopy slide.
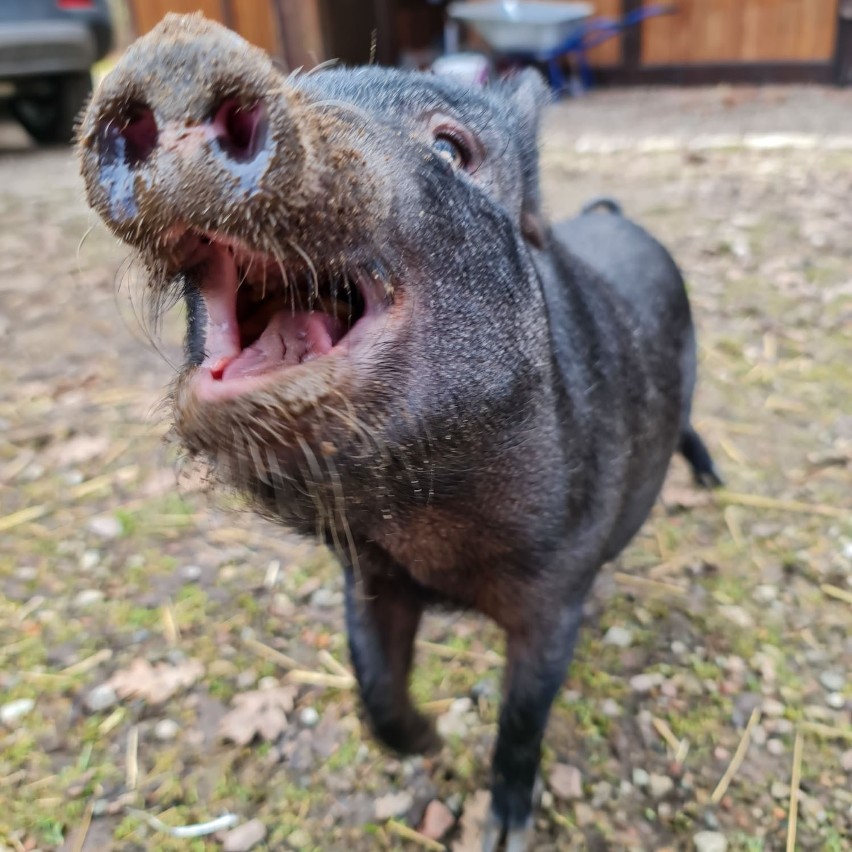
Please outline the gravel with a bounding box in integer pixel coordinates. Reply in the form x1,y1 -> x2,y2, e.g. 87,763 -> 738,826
693,830 -> 728,852
818,671 -> 844,692
0,699 -> 35,724
603,625 -> 634,647
84,684 -> 118,713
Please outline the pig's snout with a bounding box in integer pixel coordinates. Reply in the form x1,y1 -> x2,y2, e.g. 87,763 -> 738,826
80,12 -> 387,261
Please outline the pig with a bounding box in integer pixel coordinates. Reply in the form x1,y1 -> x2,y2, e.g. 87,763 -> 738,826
78,14 -> 720,850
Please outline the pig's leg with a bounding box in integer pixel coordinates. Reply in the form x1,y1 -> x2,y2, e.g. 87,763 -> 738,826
343,564 -> 439,755
483,600 -> 585,852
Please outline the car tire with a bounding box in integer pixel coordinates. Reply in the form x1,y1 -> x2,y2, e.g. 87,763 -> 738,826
11,72 -> 93,146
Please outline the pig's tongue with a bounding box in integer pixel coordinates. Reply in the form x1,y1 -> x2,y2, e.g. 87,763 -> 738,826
222,310 -> 338,380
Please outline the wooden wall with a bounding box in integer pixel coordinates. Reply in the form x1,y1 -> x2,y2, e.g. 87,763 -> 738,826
642,0 -> 840,65
127,0 -> 325,66
126,1 -> 845,80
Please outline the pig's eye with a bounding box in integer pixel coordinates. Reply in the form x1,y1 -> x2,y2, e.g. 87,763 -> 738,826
432,132 -> 470,170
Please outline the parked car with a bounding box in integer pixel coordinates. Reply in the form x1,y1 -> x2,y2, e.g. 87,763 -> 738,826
0,0 -> 112,145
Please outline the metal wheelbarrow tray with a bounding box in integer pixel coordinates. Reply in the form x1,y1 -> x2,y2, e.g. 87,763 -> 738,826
447,1 -> 593,54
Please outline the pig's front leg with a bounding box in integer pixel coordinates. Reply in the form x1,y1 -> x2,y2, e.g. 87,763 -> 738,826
343,560 -> 439,756
483,600 -> 585,852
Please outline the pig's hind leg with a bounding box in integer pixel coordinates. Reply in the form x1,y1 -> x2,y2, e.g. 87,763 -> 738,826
680,425 -> 724,488
679,326 -> 723,488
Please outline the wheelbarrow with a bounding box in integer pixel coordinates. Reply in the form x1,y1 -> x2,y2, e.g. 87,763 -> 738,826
446,1 -> 675,94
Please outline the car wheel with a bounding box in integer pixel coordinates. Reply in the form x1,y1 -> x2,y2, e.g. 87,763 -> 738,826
11,72 -> 93,146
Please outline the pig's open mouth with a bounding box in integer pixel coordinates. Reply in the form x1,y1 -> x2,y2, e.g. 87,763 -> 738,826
171,231 -> 392,400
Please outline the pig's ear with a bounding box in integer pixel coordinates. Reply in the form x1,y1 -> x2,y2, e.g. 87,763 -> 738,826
503,68 -> 552,133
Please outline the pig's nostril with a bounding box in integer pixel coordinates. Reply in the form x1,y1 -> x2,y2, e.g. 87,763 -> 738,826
122,106 -> 158,164
212,98 -> 268,163
98,103 -> 158,167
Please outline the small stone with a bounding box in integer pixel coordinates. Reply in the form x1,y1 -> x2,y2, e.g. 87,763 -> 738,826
257,676 -> 278,690
751,725 -> 767,746
445,793 -> 463,816
761,697 -> 785,717
719,605 -> 753,629
287,829 -> 310,849
270,593 -> 295,617
450,697 -> 473,715
770,718 -> 794,735
632,768 -> 650,788
752,584 -> 778,604
649,774 -> 674,799
437,712 -> 467,738
819,671 -> 844,692
693,830 -> 728,852
310,588 -> 342,609
573,802 -> 595,827
549,763 -> 583,801
591,781 -> 612,808
703,812 -> 720,830
766,739 -> 785,756
771,782 -> 790,799
630,672 -> 663,693
222,818 -> 267,852
73,589 -> 104,608
374,791 -> 414,821
418,799 -> 455,841
85,684 -> 118,713
299,707 -> 320,728
180,564 -> 202,581
154,719 -> 180,741
839,749 -> 852,772
671,640 -> 687,655
826,692 -> 845,710
601,698 -> 622,717
87,515 -> 123,539
799,793 -> 826,824
236,669 -> 257,689
470,679 -> 498,703
540,790 -> 553,809
603,626 -> 633,647
1,698 -> 35,724
80,550 -> 101,570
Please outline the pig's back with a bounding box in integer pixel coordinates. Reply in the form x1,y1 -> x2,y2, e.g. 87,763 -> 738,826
551,208 -> 692,346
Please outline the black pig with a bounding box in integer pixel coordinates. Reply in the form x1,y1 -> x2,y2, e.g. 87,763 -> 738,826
78,14 -> 720,850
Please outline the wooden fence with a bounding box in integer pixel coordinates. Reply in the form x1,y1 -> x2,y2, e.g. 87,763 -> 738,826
125,1 -> 850,85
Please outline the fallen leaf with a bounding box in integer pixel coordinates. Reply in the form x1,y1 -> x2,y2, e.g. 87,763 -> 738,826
218,686 -> 298,746
107,658 -> 204,705
452,790 -> 490,852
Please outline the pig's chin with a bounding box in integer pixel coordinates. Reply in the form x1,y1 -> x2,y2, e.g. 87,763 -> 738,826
168,230 -> 394,408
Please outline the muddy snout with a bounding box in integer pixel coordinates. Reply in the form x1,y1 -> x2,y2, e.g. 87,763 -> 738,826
78,13 -> 383,254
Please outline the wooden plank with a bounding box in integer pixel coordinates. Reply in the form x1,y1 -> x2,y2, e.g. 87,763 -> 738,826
585,0 -> 622,68
232,0 -> 279,55
130,0 -> 224,36
595,61 -> 835,85
642,0 -> 839,65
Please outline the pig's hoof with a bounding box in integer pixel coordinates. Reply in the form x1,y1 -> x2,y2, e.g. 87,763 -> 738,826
481,810 -> 533,852
373,711 -> 441,756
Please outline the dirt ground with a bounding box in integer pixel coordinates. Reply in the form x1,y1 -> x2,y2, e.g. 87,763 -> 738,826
1,86 -> 850,852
